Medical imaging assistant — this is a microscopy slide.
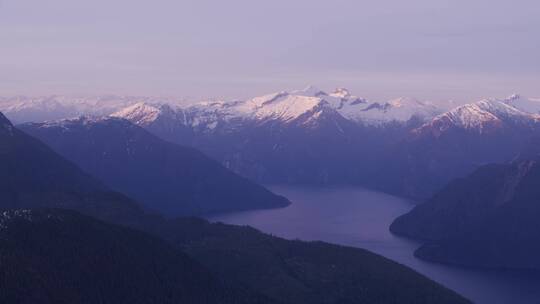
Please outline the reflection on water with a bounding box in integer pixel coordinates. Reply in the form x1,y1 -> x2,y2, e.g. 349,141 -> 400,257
207,185 -> 540,304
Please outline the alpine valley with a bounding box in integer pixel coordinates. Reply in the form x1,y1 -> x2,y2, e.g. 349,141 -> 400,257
0,112 -> 470,304
4,86 -> 540,302
7,87 -> 538,199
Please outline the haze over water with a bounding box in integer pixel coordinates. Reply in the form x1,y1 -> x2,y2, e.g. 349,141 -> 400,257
208,185 -> 540,304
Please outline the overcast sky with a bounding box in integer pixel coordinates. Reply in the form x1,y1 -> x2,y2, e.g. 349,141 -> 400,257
1,0 -> 539,102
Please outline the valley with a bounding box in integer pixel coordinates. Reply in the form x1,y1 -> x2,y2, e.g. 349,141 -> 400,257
4,2 -> 540,302
208,186 -> 540,304
3,87 -> 540,302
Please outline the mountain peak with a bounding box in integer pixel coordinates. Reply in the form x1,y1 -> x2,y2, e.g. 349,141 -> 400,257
413,96 -> 540,137
111,102 -> 163,125
331,87 -> 352,98
506,93 -> 522,101
35,115 -> 135,131
499,93 -> 540,114
293,85 -> 327,97
387,97 -> 422,108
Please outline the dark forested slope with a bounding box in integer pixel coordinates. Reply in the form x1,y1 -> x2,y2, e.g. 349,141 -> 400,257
21,117 -> 289,216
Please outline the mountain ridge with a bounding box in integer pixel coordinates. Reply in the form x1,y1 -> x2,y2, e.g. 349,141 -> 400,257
111,86 -> 446,129
20,116 -> 290,216
6,90 -> 540,199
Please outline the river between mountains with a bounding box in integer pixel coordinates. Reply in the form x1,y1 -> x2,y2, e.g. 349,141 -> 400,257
207,185 -> 540,304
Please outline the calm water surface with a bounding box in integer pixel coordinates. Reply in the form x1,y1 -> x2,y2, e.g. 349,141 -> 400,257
207,185 -> 540,304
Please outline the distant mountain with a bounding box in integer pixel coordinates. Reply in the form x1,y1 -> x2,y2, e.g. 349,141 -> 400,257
0,208 -> 268,304
381,95 -> 540,198
0,95 -> 186,123
112,86 -> 444,130
111,87 -> 443,188
413,95 -> 540,137
503,94 -> 540,114
391,156 -> 540,271
1,112 -> 471,303
112,90 -> 540,199
6,90 -> 540,200
0,89 -> 454,195
21,116 -> 290,217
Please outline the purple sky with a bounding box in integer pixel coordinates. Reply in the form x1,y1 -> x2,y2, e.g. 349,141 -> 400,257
1,0 -> 539,102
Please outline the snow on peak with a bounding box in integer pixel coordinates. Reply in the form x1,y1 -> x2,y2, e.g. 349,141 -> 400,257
247,91 -> 290,108
330,88 -> 352,99
108,88 -> 445,129
506,93 -> 522,101
241,91 -> 329,122
0,95 -> 186,123
34,115 -> 125,131
387,97 -> 423,107
416,97 -> 540,136
501,94 -> 540,114
111,102 -> 164,125
441,103 -> 500,129
291,85 -> 328,97
337,96 -> 441,125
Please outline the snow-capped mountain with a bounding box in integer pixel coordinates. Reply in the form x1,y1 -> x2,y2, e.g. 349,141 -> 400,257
388,94 -> 540,198
502,94 -> 540,114
414,95 -> 540,137
112,86 -> 445,131
338,96 -> 443,126
7,89 -> 540,200
108,89 -> 540,200
111,102 -> 187,126
3,89 -> 538,133
0,95 -> 186,123
107,87 -> 447,194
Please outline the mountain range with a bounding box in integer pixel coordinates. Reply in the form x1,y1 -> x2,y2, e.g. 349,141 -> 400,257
109,87 -> 449,193
109,88 -> 540,198
3,86 -> 540,292
0,112 -> 470,303
4,88 -> 540,199
0,95 -> 185,123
